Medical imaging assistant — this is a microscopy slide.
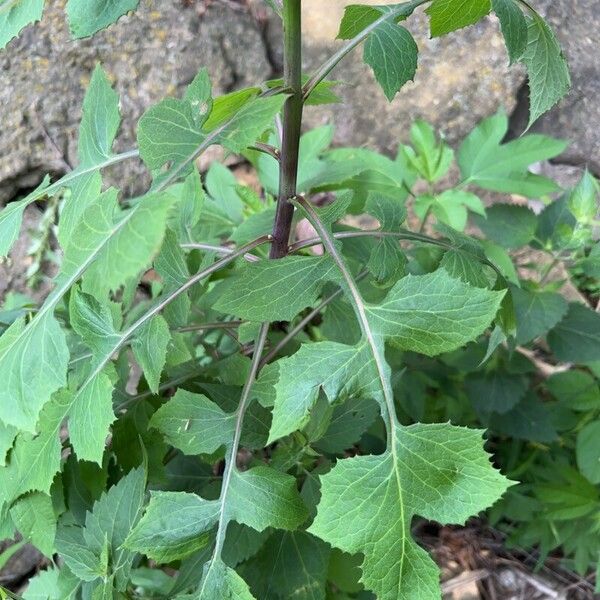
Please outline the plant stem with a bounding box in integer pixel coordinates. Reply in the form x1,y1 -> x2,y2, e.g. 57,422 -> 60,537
295,197 -> 397,444
270,0 -> 303,259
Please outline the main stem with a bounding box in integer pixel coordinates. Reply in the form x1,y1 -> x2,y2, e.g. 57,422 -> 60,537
270,0 -> 303,259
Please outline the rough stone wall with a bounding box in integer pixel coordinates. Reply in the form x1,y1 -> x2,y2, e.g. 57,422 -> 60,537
0,0 -> 597,205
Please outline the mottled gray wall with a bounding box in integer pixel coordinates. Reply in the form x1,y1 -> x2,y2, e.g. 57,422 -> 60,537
0,0 -> 597,206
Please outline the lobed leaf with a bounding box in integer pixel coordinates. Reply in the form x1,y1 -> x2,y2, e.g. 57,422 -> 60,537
366,270 -> 505,356
310,423 -> 511,600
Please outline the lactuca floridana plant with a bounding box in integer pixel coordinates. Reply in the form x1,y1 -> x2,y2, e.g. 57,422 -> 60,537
0,0 -> 572,598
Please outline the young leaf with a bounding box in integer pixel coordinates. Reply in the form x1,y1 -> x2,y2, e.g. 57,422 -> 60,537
150,390 -> 236,456
427,0 -> 491,37
366,270 -> 504,356
520,12 -> 571,128
458,112 -> 567,195
214,256 -> 336,322
492,0 -> 528,64
0,0 -> 44,49
66,0 -> 139,38
309,423 -> 510,600
363,21 -> 418,101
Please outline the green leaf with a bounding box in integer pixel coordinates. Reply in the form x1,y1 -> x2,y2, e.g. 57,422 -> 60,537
337,5 -> 384,39
511,287 -> 568,345
0,0 -> 44,49
568,170 -> 598,223
150,390 -> 236,456
365,195 -> 407,284
0,393 -> 66,507
465,371 -> 528,417
363,21 -> 418,101
427,0 -> 491,37
309,423 -> 510,599
10,492 -> 56,557
83,466 -> 146,590
576,422 -> 600,485
0,178 -> 50,258
214,256 -> 336,322
520,12 -> 571,128
366,270 -> 505,356
548,304 -> 600,363
238,531 -> 330,600
581,243 -> 600,279
547,371 -> 600,412
315,395 -> 379,454
127,467 -> 307,564
78,190 -> 176,296
55,524 -> 108,582
0,308 -> 68,431
197,558 -> 256,599
70,288 -> 121,361
415,190 -> 485,232
490,394 -> 557,442
139,75 -> 284,179
126,491 -> 218,563
458,112 -> 567,195
66,0 -> 139,38
337,3 -> 419,39
404,120 -> 454,183
0,422 -> 17,467
59,65 -> 121,247
132,315 -> 170,393
65,371 -> 115,465
269,341 -> 383,442
474,204 -> 537,249
492,0 -> 527,64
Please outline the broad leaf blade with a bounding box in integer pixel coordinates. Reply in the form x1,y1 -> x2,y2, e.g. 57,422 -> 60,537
521,12 -> 571,127
492,0 -> 527,64
363,21 -> 418,101
366,270 -> 504,356
427,0 -> 491,37
66,0 -> 139,38
0,0 -> 44,49
310,423 -> 511,600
